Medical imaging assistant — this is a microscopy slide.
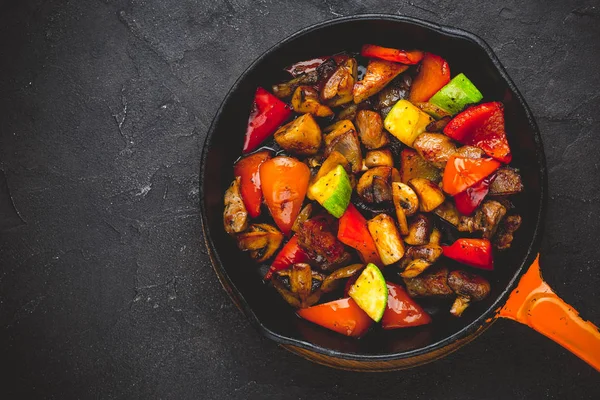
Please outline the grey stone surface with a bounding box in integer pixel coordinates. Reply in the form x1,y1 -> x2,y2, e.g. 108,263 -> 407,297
0,0 -> 599,398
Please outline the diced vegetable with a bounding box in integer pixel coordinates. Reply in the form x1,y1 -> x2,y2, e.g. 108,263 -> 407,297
223,177 -> 249,235
260,156 -> 311,235
357,166 -> 401,203
412,133 -> 457,168
381,282 -> 432,329
353,59 -> 409,104
324,129 -> 363,173
321,58 -> 357,107
264,235 -> 310,280
409,53 -> 451,103
400,149 -> 442,183
308,151 -> 350,201
442,154 -> 501,196
338,204 -> 382,264
236,224 -> 283,262
274,113 -> 322,156
291,86 -> 334,117
361,44 -> 424,64
233,151 -> 271,218
367,214 -> 405,265
408,177 -> 446,212
355,110 -> 388,149
442,238 -> 494,270
297,298 -> 373,337
454,174 -> 494,215
404,214 -> 432,246
297,215 -> 351,272
443,101 -> 512,163
364,149 -> 394,168
384,100 -> 433,147
309,165 -> 352,218
429,73 -> 483,115
243,87 -> 292,153
348,263 -> 388,322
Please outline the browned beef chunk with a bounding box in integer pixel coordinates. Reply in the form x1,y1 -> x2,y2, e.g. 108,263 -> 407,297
413,133 -> 457,168
297,215 -> 351,272
489,167 -> 524,196
404,267 -> 453,297
447,270 -> 490,301
493,214 -> 522,250
458,200 -> 507,239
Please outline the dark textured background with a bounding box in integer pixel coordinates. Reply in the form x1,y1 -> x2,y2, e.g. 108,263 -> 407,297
0,0 -> 599,398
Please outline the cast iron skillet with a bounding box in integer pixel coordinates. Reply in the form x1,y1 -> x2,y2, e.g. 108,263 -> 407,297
200,14 -> 600,371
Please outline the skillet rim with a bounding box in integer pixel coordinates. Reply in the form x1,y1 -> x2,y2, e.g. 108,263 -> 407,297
199,13 -> 548,362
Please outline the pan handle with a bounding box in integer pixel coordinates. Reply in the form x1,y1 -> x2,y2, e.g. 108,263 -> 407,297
498,254 -> 600,372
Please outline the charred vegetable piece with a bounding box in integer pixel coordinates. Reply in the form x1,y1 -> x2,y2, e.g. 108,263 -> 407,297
297,215 -> 351,272
409,178 -> 446,212
400,148 -> 442,184
297,298 -> 373,337
348,263 -> 388,322
265,235 -> 310,280
429,73 -> 483,115
433,200 -> 460,226
353,59 -> 409,104
489,167 -> 523,196
384,100 -> 433,147
409,53 -> 451,103
338,204 -> 382,264
260,156 -> 311,235
272,71 -> 319,98
400,259 -> 433,278
448,270 -> 491,317
309,165 -> 352,218
273,263 -> 324,308
494,214 -> 522,250
336,103 -> 358,121
234,151 -> 271,218
308,151 -> 350,201
223,177 -> 249,235
442,154 -> 501,196
442,238 -> 494,270
324,129 -> 363,173
381,282 -> 431,329
355,110 -> 389,149
357,166 -> 401,203
413,133 -> 457,168
404,266 -> 453,297
237,224 -> 284,263
243,87 -> 292,153
274,113 -> 322,156
415,102 -> 451,119
367,214 -> 405,265
454,174 -> 494,216
365,149 -> 394,168
292,203 -> 314,233
444,101 -> 512,163
361,44 -> 424,64
404,214 -> 432,246
291,86 -> 334,117
321,58 -> 357,107
320,264 -> 364,293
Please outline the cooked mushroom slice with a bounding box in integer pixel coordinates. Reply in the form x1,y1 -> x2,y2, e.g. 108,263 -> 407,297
324,129 -> 363,173
272,70 -> 318,98
398,244 -> 443,278
394,203 -> 409,236
367,214 -> 405,265
357,166 -> 402,203
274,113 -> 322,156
321,58 -> 357,107
320,263 -> 364,293
291,86 -> 334,117
353,59 -> 409,104
409,177 -> 446,212
413,133 -> 457,168
426,116 -> 452,132
223,177 -> 248,235
365,149 -> 394,168
404,214 -> 433,246
489,167 -> 524,196
494,214 -> 522,250
236,224 -> 283,262
448,270 -> 491,317
273,263 -> 325,308
434,200 -> 460,226
355,110 -> 389,149
403,266 -> 453,297
429,228 -> 442,245
392,182 -> 419,216
292,203 -> 314,233
401,259 -> 433,278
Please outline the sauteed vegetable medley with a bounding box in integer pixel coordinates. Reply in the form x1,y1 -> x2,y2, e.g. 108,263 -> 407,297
223,44 -> 523,337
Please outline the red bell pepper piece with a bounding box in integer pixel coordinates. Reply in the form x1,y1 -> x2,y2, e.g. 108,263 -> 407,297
361,44 -> 424,65
442,154 -> 501,196
264,235 -> 310,280
381,282 -> 432,329
297,298 -> 373,338
337,204 -> 382,264
454,173 -> 495,216
242,87 -> 292,153
259,156 -> 310,235
444,102 -> 512,163
442,238 -> 494,270
233,151 -> 271,218
409,53 -> 451,103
